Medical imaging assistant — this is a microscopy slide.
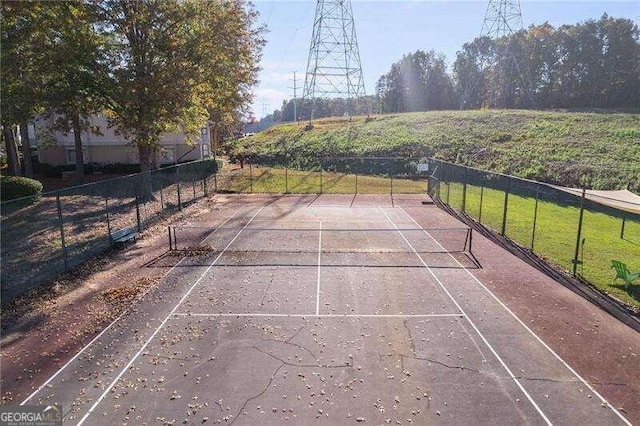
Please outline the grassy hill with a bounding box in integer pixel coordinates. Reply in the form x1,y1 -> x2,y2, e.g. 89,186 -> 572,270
234,110 -> 640,191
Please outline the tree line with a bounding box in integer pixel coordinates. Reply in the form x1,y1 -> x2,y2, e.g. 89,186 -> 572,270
1,0 -> 264,182
267,15 -> 638,121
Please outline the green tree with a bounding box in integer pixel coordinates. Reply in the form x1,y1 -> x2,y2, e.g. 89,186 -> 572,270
376,50 -> 454,113
1,0 -> 43,177
101,0 -> 264,171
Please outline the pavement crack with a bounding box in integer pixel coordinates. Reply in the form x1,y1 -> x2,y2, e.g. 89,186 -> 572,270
258,272 -> 275,309
403,320 -> 416,355
254,346 -> 349,369
260,337 -> 318,361
230,358 -> 285,425
381,353 -> 479,373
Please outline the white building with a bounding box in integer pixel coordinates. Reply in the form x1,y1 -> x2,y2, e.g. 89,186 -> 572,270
33,114 -> 210,166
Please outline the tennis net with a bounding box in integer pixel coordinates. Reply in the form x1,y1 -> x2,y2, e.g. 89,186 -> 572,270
168,225 -> 473,256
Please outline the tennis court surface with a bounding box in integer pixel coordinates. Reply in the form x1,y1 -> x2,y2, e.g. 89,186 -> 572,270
22,195 -> 633,425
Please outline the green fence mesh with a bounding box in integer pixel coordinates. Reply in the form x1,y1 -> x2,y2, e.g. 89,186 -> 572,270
1,159 -> 218,305
428,159 -> 640,308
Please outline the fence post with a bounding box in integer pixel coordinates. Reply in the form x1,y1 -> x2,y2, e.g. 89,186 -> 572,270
135,192 -> 142,232
285,164 -> 289,194
203,169 -> 208,196
56,192 -> 69,271
320,165 -> 323,194
104,190 -> 112,242
621,213 -> 626,239
500,178 -> 510,236
462,167 -> 468,213
159,172 -> 165,212
249,162 -> 254,193
531,184 -> 540,250
572,189 -> 587,276
478,185 -> 484,224
355,173 -> 358,195
176,165 -> 182,210
390,175 -> 394,196
168,226 -> 173,251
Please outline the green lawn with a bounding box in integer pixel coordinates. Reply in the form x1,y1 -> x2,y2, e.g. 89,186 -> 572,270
444,180 -> 640,307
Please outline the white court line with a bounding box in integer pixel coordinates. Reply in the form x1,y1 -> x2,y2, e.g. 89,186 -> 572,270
172,313 -> 464,318
398,206 -> 632,425
316,221 -> 322,316
20,211 -> 242,406
380,207 -> 553,425
77,206 -> 265,425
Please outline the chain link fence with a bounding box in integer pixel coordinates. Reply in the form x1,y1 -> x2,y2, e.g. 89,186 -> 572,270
1,159 -> 218,305
214,156 -> 430,195
428,159 -> 640,308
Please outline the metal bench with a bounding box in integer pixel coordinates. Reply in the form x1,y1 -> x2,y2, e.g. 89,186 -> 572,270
110,226 -> 139,246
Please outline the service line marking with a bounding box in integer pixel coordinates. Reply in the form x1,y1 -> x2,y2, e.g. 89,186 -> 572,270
316,220 -> 322,316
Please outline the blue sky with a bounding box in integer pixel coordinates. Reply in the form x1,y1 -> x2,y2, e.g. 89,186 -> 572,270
250,0 -> 639,118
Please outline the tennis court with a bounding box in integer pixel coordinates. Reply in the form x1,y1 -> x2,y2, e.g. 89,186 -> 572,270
22,195 -> 631,425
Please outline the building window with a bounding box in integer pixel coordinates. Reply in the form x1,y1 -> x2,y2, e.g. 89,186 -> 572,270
67,148 -> 86,164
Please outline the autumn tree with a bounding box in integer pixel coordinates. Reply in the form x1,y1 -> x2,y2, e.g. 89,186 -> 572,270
100,0 -> 264,171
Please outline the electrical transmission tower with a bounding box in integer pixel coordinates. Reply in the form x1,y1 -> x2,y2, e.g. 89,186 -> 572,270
480,0 -> 523,39
479,0 -> 534,108
302,0 -> 365,120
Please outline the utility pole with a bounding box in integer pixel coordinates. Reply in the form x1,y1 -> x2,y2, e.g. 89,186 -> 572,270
289,71 -> 298,122
302,0 -> 365,120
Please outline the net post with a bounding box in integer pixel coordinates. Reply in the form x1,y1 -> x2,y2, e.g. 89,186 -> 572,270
192,177 -> 197,202
320,166 -> 323,194
390,175 -> 393,196
56,191 -> 69,271
621,213 -> 626,239
531,183 -> 540,250
500,178 -> 510,236
285,159 -> 289,194
355,173 -> 358,195
572,189 -> 586,277
168,226 -> 173,251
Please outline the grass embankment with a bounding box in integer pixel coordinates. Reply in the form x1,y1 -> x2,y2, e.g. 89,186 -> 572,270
236,110 -> 640,191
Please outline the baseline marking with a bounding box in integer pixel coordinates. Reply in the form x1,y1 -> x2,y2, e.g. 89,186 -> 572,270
398,206 -> 631,426
20,210 -> 243,406
77,206 -> 265,425
171,313 -> 464,318
380,207 -> 553,425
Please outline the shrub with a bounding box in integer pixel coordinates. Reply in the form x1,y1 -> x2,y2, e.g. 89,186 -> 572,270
1,176 -> 44,202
